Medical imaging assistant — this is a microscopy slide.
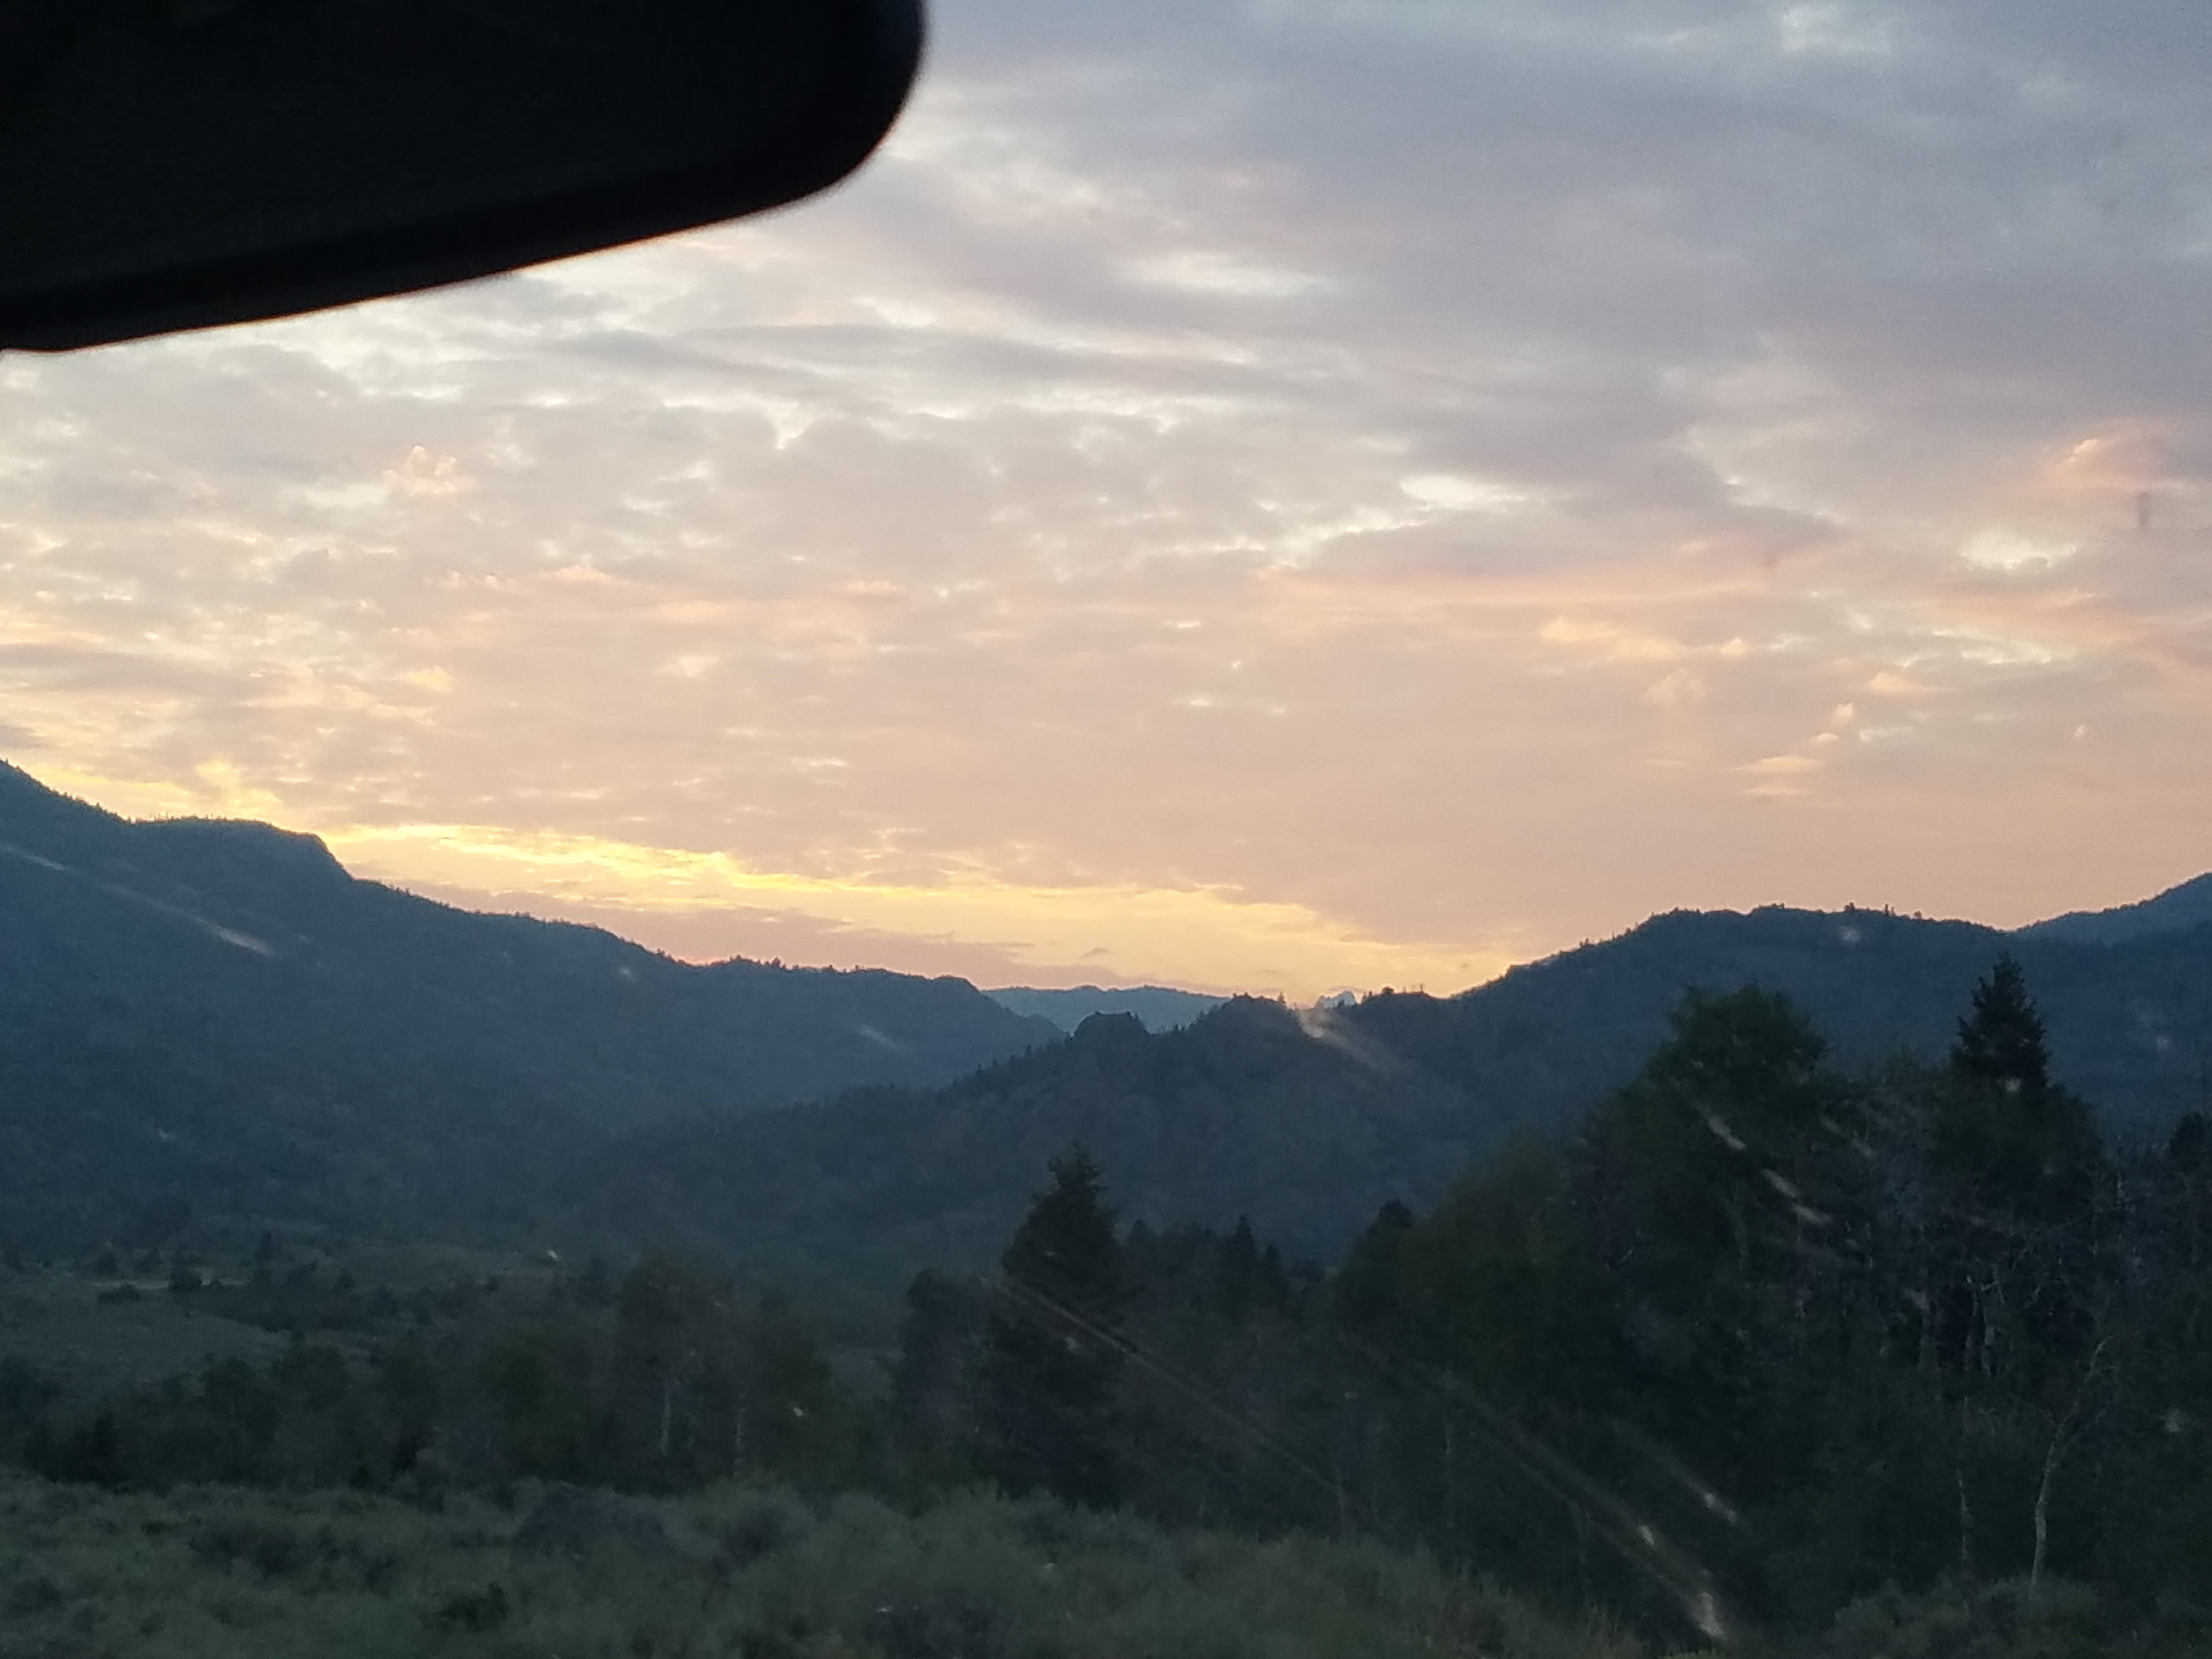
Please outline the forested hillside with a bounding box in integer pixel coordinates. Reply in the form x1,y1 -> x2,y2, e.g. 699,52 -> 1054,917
2020,870 -> 2212,945
1391,902 -> 2212,1135
10,743 -> 2212,1297
861,966 -> 2212,1646
0,759 -> 1053,1250
10,964 -> 2207,1656
985,984 -> 1226,1032
572,906 -> 2212,1289
568,998 -> 1493,1283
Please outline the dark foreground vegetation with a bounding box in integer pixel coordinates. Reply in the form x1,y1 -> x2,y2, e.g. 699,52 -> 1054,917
4,959 -> 2209,1655
0,1474 -> 1641,1659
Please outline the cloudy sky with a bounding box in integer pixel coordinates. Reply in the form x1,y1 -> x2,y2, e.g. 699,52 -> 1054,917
3,0 -> 2210,997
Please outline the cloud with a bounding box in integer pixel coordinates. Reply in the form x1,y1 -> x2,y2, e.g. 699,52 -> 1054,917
3,0 -> 2212,989
1961,529 -> 2079,572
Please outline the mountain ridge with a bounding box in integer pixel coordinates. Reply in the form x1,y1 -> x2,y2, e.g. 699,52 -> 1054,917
0,757 -> 1058,1249
579,899 -> 2212,1291
984,984 -> 1226,1032
12,753 -> 2212,1276
2016,870 -> 2212,945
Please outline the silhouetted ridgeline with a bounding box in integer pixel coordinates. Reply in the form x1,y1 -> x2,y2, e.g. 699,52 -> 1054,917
571,999 -> 1488,1280
0,759 -> 1054,1248
1378,900 -> 2212,1136
2018,869 -> 2212,945
984,984 -> 1226,1032
576,902 -> 2212,1286
9,751 -> 2212,1271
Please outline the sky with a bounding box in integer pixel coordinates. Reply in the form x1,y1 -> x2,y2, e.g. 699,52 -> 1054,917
3,0 -> 2211,998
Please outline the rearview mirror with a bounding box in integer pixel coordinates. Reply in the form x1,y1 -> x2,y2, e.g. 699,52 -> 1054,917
0,0 -> 922,351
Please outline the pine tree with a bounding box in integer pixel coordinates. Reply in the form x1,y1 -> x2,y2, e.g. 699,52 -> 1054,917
891,1269 -> 982,1437
1920,961 -> 2112,1588
1934,957 -> 2098,1224
980,1147 -> 1127,1506
1949,956 -> 2050,1097
1573,988 -> 1863,1503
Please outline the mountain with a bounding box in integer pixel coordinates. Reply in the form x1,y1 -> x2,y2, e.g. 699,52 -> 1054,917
2017,871 -> 2212,945
569,998 -> 1486,1286
14,744 -> 2212,1279
0,759 -> 1055,1248
985,984 -> 1226,1032
1358,902 -> 2212,1135
581,902 -> 2212,1291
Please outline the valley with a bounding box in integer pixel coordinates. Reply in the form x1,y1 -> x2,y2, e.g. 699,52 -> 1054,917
4,757 -> 2211,1656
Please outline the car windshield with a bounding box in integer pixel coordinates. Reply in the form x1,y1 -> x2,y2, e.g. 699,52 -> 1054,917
2,3 -> 2209,1657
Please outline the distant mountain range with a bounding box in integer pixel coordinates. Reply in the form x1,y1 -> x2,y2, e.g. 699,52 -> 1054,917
580,899 -> 2212,1290
7,752 -> 2212,1283
984,985 -> 1224,1032
0,759 -> 1054,1249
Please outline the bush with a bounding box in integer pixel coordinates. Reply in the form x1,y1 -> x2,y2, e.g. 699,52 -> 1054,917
0,1468 -> 1646,1659
1807,1577 -> 2193,1659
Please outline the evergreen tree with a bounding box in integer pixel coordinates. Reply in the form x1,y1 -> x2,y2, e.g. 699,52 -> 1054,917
1913,961 -> 2114,1592
980,1147 -> 1127,1507
891,1268 -> 985,1448
1580,988 -> 1860,1342
1572,986 -> 1877,1543
1933,956 -> 2099,1226
1950,956 -> 2050,1096
730,1289 -> 845,1487
1335,1200 -> 1415,1330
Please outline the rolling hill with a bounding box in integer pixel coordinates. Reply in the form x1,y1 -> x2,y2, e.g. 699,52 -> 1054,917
10,749 -> 2212,1283
2017,871 -> 2212,945
579,901 -> 2212,1291
0,758 -> 1055,1249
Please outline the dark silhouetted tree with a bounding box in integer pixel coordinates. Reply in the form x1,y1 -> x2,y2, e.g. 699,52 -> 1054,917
892,1268 -> 985,1453
1951,956 -> 2049,1095
980,1147 -> 1127,1506
1918,961 -> 2112,1590
1934,956 -> 2099,1225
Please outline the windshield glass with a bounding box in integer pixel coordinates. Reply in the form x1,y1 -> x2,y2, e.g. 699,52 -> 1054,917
1,4 -> 2207,1657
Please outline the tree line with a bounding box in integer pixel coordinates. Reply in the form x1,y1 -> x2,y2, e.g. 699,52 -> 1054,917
8,959 -> 2209,1648
886,961 -> 2212,1641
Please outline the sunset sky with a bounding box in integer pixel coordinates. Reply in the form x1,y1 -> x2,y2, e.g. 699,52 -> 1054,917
3,0 -> 2210,997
